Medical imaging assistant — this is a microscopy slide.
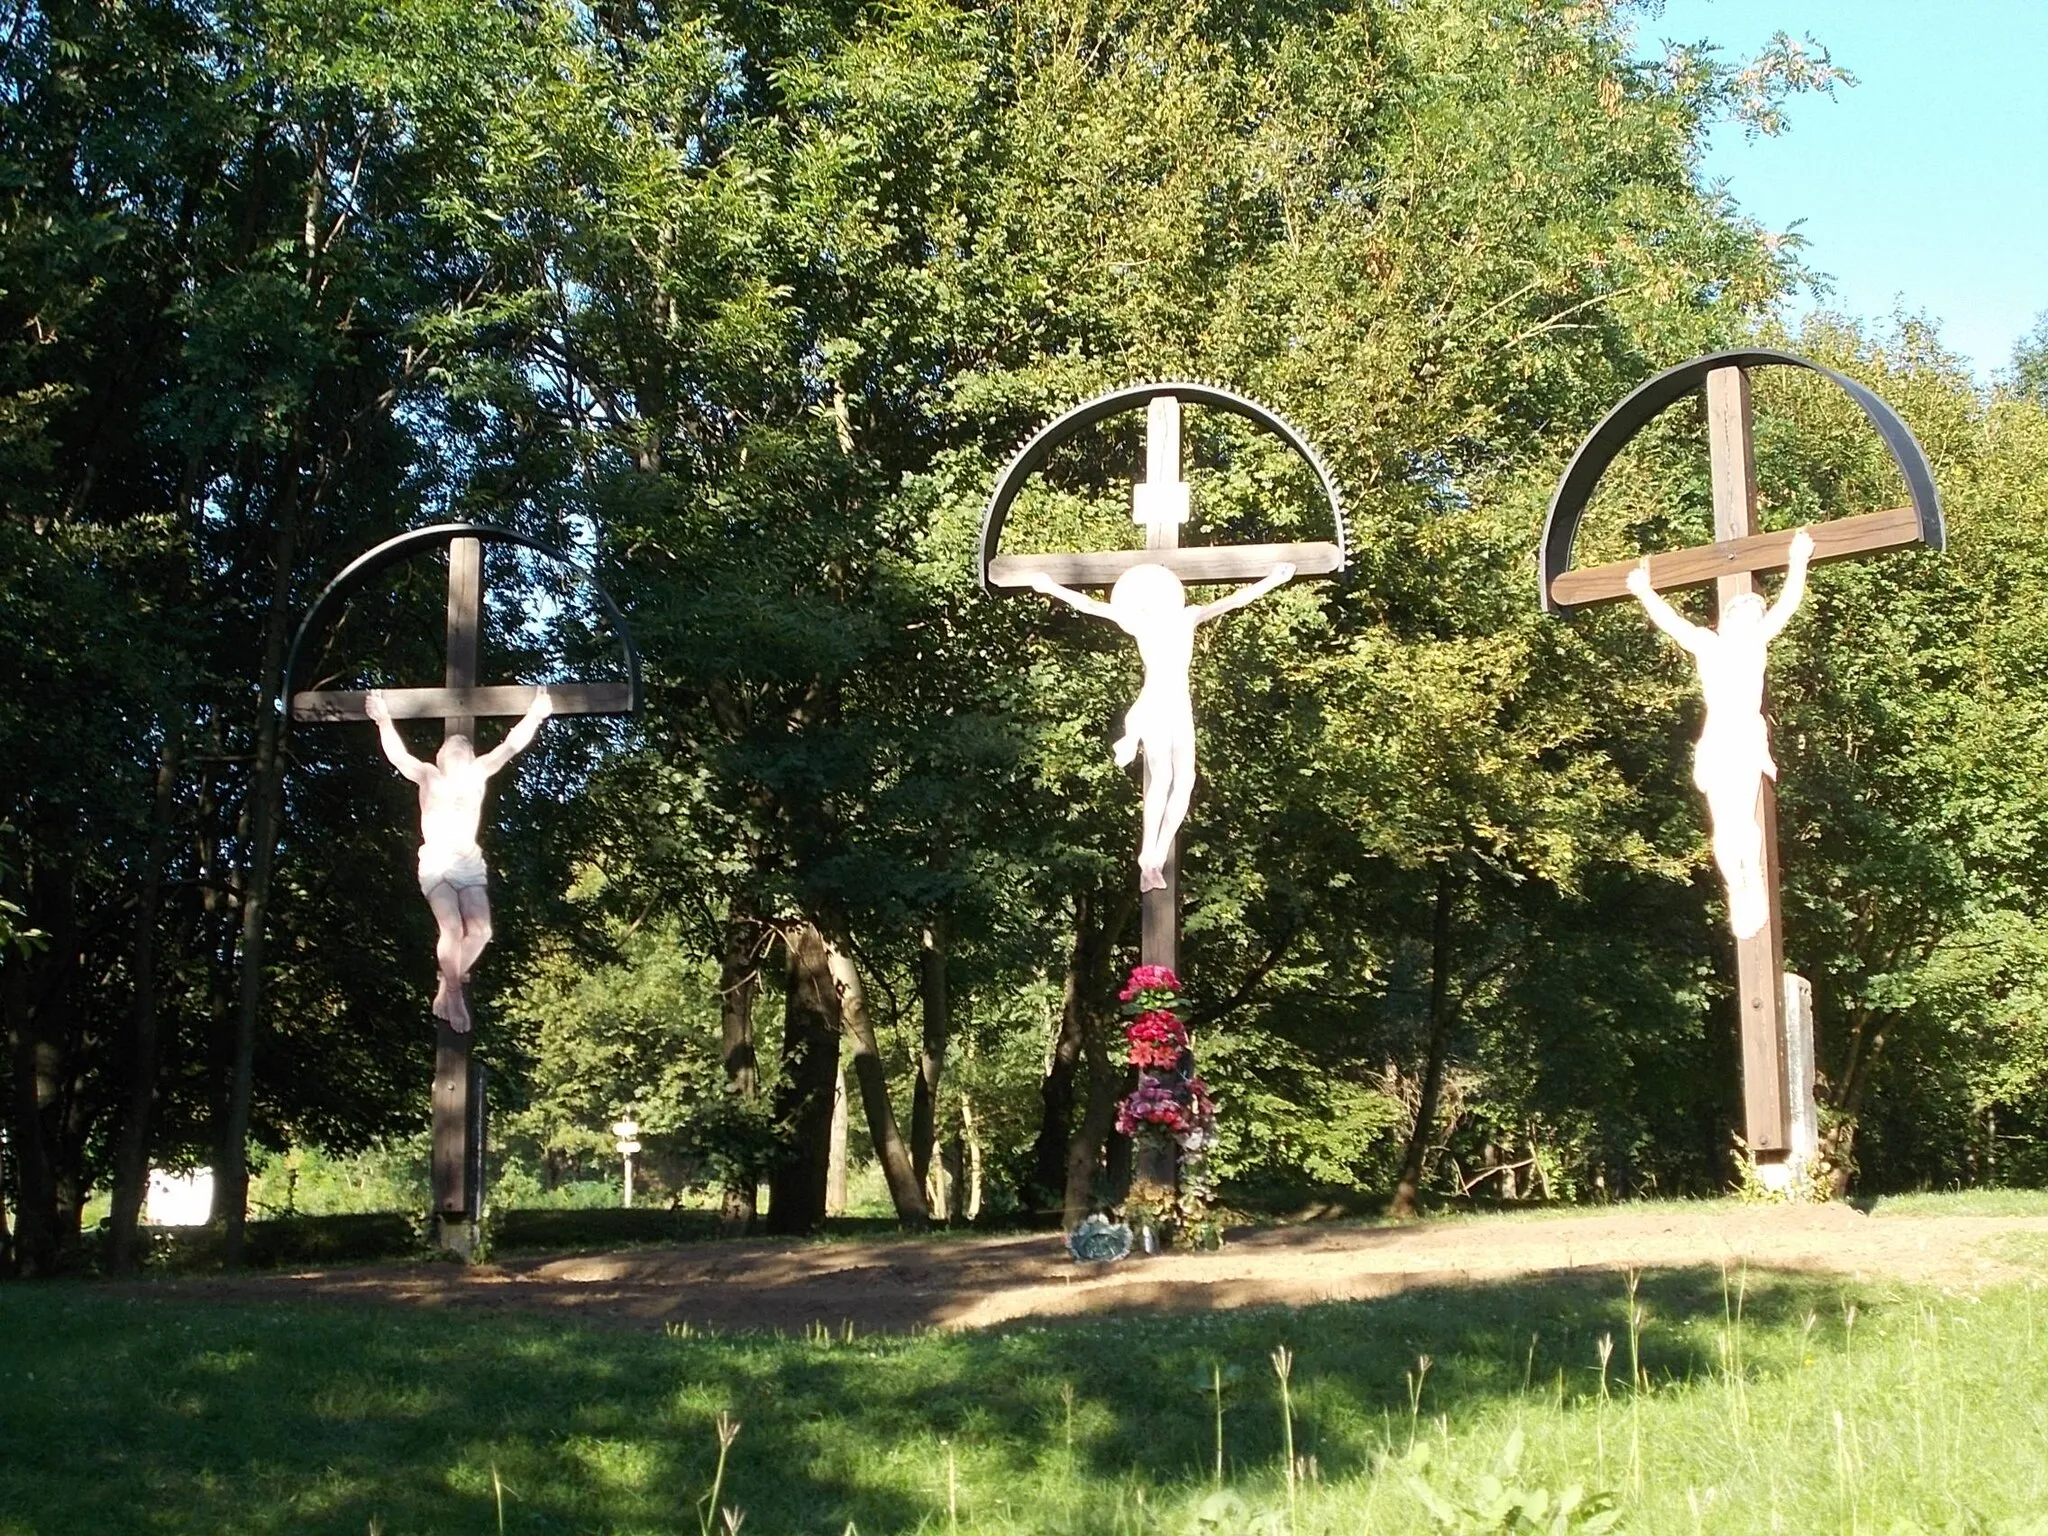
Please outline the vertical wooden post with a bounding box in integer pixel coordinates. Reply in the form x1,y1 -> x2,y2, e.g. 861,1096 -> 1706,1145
1135,399 -> 1181,1204
433,536 -> 483,1235
1705,368 -> 1791,1155
1138,395 -> 1182,974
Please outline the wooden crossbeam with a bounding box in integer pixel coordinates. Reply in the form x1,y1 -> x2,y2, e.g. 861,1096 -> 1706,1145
292,683 -> 633,723
989,540 -> 1342,591
1548,505 -> 1921,610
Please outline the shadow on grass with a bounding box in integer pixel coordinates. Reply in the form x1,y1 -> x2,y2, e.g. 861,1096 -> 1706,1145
0,1263 -> 1882,1534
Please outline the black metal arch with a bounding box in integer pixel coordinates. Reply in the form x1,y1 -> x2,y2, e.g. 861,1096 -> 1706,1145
282,522 -> 643,714
975,380 -> 1349,594
1538,348 -> 1945,615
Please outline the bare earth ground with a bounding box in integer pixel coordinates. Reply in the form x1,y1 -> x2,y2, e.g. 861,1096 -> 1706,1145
136,1204 -> 2048,1335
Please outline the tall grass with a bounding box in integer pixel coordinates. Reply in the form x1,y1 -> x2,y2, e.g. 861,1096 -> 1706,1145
5,1256 -> 2048,1532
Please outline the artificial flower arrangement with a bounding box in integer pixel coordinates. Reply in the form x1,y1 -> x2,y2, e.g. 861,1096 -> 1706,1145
1112,964 -> 1222,1249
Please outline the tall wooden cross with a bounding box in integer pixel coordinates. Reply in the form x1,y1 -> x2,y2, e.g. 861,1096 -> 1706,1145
1540,351 -> 1943,1165
288,528 -> 637,1241
979,382 -> 1347,1199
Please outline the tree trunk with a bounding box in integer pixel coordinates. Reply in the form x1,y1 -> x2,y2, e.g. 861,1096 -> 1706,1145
109,726 -> 182,1274
216,461 -> 301,1260
911,914 -> 949,1194
1063,999 -> 1123,1229
942,1134 -> 965,1222
1030,894 -> 1093,1212
766,922 -> 840,1235
1391,862 -> 1458,1219
819,921 -> 929,1229
3,957 -> 59,1276
1030,1004 -> 1082,1214
825,1064 -> 849,1215
4,870 -> 80,1276
717,905 -> 761,1229
1035,888 -> 1133,1224
961,1087 -> 983,1221
1821,1016 -> 1886,1197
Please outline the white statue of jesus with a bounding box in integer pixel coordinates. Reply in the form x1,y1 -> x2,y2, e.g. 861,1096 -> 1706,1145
1028,561 -> 1295,890
364,688 -> 553,1031
1625,527 -> 1814,939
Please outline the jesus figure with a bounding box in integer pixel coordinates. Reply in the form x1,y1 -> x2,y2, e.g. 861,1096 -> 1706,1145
1625,526 -> 1814,939
364,687 -> 553,1031
1028,561 -> 1294,890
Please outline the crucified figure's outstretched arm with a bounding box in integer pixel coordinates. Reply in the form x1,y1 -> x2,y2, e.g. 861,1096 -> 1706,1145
1758,527 -> 1816,641
475,688 -> 554,776
1625,559 -> 1711,654
1194,562 -> 1295,623
1025,570 -> 1118,619
365,691 -> 429,782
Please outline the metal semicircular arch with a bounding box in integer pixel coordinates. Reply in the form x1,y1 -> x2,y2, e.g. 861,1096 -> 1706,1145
281,521 -> 643,718
1537,347 -> 1944,616
975,379 -> 1349,594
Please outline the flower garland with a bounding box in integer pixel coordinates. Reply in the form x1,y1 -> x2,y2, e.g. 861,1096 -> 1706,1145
1112,964 -> 1221,1248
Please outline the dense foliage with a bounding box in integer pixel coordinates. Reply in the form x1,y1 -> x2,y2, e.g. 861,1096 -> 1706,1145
4,0 -> 2045,1272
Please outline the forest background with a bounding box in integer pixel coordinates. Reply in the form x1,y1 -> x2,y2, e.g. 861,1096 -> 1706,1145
6,0 -> 2048,1277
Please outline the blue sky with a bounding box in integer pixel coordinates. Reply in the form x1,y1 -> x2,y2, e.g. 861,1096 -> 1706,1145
1640,0 -> 2047,378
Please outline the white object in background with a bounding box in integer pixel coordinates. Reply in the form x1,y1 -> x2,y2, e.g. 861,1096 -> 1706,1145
1626,528 -> 1814,940
612,1117 -> 642,1208
144,1167 -> 214,1226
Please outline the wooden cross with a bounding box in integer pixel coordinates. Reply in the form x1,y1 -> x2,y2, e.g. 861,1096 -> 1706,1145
1542,359 -> 1943,1160
290,532 -> 635,1236
980,383 -> 1347,1208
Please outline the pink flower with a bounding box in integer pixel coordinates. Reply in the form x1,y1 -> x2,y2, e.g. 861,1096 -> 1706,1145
1116,1079 -> 1192,1136
1118,964 -> 1183,1002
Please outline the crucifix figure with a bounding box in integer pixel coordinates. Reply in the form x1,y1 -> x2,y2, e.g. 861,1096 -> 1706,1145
1026,558 -> 1294,890
1625,525 -> 1813,940
365,685 -> 552,1031
285,524 -> 640,1240
1540,351 -> 1943,1171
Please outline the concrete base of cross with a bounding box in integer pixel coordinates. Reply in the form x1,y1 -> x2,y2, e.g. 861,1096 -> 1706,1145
1752,973 -> 1821,1197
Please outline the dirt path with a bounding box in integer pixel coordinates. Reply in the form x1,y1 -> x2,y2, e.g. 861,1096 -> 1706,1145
141,1203 -> 2048,1335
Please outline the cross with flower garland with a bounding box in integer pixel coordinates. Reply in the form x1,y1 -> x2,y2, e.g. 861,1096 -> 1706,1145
979,381 -> 1346,1241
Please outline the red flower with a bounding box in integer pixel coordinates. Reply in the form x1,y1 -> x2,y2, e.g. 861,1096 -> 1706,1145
1124,1010 -> 1184,1046
1128,1039 -> 1183,1069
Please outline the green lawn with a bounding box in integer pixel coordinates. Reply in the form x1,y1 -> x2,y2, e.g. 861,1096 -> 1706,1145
1861,1187 -> 2048,1219
4,1253 -> 2047,1534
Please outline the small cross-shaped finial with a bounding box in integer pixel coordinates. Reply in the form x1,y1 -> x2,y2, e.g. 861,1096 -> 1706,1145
1132,394 -> 1189,550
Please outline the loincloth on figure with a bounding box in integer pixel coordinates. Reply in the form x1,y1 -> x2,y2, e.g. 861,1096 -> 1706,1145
419,846 -> 489,895
1123,691 -> 1194,746
1691,717 -> 1777,799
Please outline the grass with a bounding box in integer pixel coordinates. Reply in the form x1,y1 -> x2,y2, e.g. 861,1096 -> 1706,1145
7,1244 -> 2048,1535
1861,1187 -> 2048,1219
